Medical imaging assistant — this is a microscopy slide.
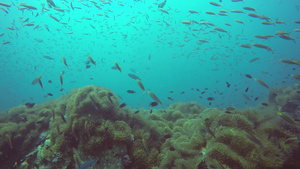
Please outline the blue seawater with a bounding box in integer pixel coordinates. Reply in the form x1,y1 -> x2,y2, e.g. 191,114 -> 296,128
0,0 -> 299,111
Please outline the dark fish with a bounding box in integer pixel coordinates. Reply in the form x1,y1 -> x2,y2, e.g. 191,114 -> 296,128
36,120 -> 44,124
70,2 -> 74,10
225,111 -> 231,114
111,66 -> 117,70
25,103 -> 35,108
196,88 -> 200,91
254,97 -> 259,101
245,74 -> 252,79
207,97 -> 214,101
119,103 -> 126,108
60,114 -> 67,123
130,68 -> 137,74
43,56 -> 55,60
242,94 -> 251,101
150,109 -> 153,113
209,102 -> 212,105
106,92 -> 113,104
158,0 -> 166,8
169,146 -> 175,151
149,102 -> 158,107
80,160 -> 97,169
48,80 -> 52,83
127,90 -> 136,94
134,110 -> 139,114
168,91 -> 173,93
49,15 -> 60,22
181,92 -> 185,94
226,82 -> 231,88
56,124 -> 61,134
47,0 -> 56,7
167,97 -> 174,101
47,93 -> 53,96
128,74 -> 141,80
201,91 -> 206,94
86,65 -> 91,69
249,57 -> 260,63
205,88 -> 209,90
245,87 -> 249,92
31,78 -> 38,85
60,88 -> 66,91
261,103 -> 269,106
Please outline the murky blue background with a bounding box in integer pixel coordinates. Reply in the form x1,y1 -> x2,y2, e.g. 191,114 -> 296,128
0,0 -> 299,111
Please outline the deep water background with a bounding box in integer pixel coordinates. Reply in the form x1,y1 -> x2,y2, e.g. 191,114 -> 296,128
0,0 -> 299,111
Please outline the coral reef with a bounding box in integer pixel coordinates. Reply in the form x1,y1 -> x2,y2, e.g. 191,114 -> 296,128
0,85 -> 300,169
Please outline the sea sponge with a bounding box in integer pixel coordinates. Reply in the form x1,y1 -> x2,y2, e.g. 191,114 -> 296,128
212,113 -> 254,132
0,122 -> 19,136
108,121 -> 132,142
214,128 -> 256,157
172,126 -> 183,133
171,110 -> 185,120
130,139 -> 158,169
173,119 -> 186,128
38,108 -> 52,117
158,151 -> 181,169
268,86 -> 300,106
64,85 -> 118,119
205,142 -> 248,169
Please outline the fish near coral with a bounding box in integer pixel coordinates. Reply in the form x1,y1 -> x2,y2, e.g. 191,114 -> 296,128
59,72 -> 63,88
214,160 -> 224,169
254,78 -> 270,89
141,138 -> 149,155
243,131 -> 265,149
25,102 -> 35,108
106,92 -> 113,104
148,91 -> 163,107
80,159 -> 98,169
201,122 -> 215,138
6,133 -> 13,149
60,114 -> 67,123
291,74 -> 300,81
73,154 -> 80,168
149,102 -> 158,107
119,103 -> 126,108
278,112 -> 300,128
285,136 -> 300,144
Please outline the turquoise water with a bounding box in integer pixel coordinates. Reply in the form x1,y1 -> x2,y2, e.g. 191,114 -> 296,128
0,0 -> 299,111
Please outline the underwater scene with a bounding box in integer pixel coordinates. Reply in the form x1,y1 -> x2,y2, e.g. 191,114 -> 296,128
0,0 -> 300,168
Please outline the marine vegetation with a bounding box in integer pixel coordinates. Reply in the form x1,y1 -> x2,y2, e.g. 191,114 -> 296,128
0,85 -> 300,169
